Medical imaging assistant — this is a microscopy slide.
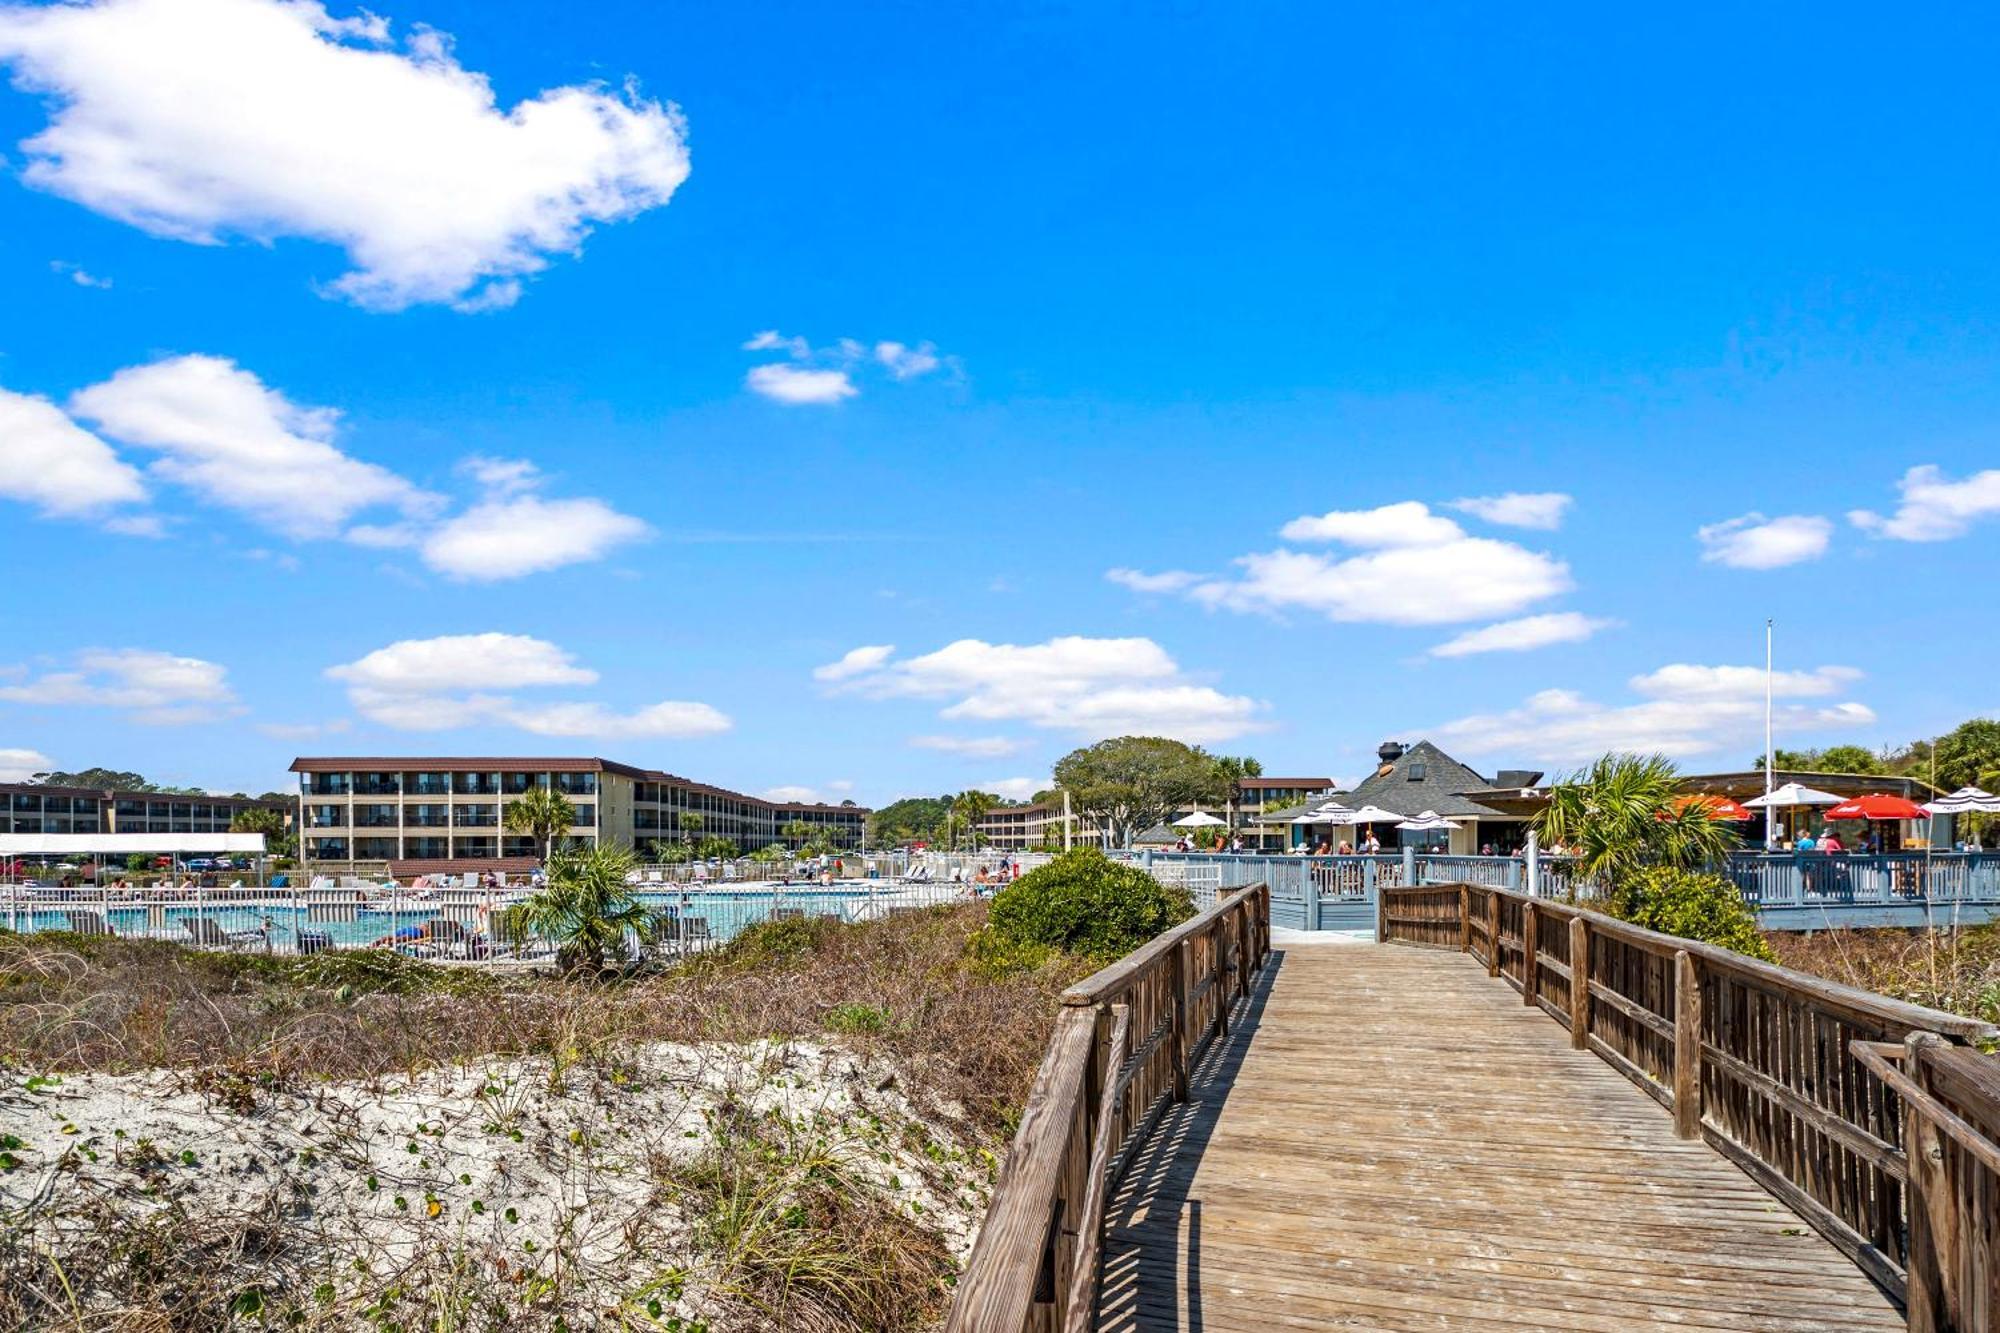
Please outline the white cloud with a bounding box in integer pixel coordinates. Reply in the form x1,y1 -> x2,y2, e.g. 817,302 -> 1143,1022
983,777 -> 1041,803
1279,500 -> 1465,547
70,354 -> 438,539
1191,541 -> 1571,626
825,635 -> 1262,744
874,341 -> 941,380
0,747 -> 55,782
325,632 -> 729,738
0,647 -> 239,724
1105,567 -> 1203,594
910,734 -> 1026,758
1432,662 -> 1874,766
1449,492 -> 1573,531
327,633 -> 597,694
1428,612 -> 1613,658
741,331 -> 950,402
256,718 -> 351,741
745,364 -> 857,405
50,259 -> 111,288
1125,500 -> 1572,627
1850,465 -> 2000,542
813,644 -> 895,682
762,784 -> 820,803
420,494 -> 649,580
461,455 -> 541,496
1697,513 -> 1833,569
0,0 -> 688,310
0,384 -> 147,517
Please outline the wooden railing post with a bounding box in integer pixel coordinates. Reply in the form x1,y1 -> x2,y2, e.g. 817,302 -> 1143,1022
1486,890 -> 1500,978
1459,885 -> 1470,953
1375,878 -> 1388,942
1170,937 -> 1190,1102
1212,918 -> 1229,1041
1567,916 -> 1589,1050
1901,1031 -> 1957,1333
1673,950 -> 1702,1139
1521,901 -> 1538,1006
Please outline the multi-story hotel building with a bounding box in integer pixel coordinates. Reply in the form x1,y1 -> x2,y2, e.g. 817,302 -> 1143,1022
290,757 -> 868,873
0,783 -> 288,836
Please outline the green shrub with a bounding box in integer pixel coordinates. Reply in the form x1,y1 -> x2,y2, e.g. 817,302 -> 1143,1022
823,1002 -> 893,1034
702,916 -> 843,971
962,926 -> 1058,978
986,849 -> 1193,962
1607,867 -> 1775,962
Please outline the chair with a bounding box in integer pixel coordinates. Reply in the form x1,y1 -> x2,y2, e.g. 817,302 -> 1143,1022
295,929 -> 334,956
185,917 -> 258,950
681,917 -> 712,951
772,907 -> 805,922
64,910 -> 113,937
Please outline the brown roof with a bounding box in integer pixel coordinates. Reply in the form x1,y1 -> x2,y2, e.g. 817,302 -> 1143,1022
0,782 -> 280,806
290,756 -> 651,778
1237,777 -> 1336,788
288,758 -> 871,815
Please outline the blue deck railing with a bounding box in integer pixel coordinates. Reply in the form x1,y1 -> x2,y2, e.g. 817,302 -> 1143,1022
1134,849 -> 2000,931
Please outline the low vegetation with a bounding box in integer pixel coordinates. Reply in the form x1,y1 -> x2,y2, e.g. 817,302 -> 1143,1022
1770,920 -> 2000,1026
0,904 -> 1096,1330
1608,867 -> 1776,963
984,847 -> 1195,964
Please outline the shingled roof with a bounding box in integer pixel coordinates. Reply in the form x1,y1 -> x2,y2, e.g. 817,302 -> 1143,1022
1339,740 -> 1512,819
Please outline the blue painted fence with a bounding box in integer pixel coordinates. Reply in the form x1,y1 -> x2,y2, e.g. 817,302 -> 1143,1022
1134,850 -> 2000,932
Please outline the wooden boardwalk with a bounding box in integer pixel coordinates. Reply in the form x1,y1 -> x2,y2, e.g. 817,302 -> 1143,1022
1094,943 -> 1904,1332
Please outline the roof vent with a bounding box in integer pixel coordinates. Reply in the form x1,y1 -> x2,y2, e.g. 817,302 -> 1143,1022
1377,741 -> 1406,764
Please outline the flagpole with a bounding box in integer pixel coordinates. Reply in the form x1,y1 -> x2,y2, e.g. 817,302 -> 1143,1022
1765,618 -> 1775,850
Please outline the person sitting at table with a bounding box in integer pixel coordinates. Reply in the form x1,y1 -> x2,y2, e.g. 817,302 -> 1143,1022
1795,832 -> 1816,851
1819,831 -> 1843,852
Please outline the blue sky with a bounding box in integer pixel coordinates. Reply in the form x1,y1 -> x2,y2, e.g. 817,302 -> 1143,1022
1,0 -> 1997,803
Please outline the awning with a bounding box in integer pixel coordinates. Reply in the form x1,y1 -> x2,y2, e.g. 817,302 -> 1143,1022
0,833 -> 268,855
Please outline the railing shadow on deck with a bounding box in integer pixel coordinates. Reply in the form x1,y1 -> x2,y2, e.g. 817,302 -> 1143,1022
943,884 -> 1272,1333
1092,952 -> 1279,1333
1381,881 -> 2000,1333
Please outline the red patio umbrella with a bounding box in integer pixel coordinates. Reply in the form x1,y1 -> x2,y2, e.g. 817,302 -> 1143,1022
1663,794 -> 1755,822
1821,794 -> 1929,822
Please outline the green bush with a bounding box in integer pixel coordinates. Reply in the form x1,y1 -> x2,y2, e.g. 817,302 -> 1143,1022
986,849 -> 1193,962
823,1001 -> 893,1034
1607,867 -> 1775,962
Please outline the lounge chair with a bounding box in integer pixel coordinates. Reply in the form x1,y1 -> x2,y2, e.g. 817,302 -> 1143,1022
64,910 -> 114,937
772,907 -> 805,922
295,929 -> 334,956
185,917 -> 258,950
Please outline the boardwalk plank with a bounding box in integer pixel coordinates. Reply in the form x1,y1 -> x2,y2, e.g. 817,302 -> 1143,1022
1094,944 -> 1903,1332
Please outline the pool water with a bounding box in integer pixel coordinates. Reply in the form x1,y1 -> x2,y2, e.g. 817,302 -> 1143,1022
1,887 -> 928,951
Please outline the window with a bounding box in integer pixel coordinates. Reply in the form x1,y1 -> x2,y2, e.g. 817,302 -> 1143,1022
308,837 -> 350,859
356,772 -> 400,795
406,772 -> 450,796
502,836 -> 538,858
503,772 -> 540,795
453,836 -> 497,859
308,804 -> 347,828
554,772 -> 597,795
408,804 -> 450,828
456,772 -> 500,795
1407,762 -> 1426,781
453,803 -> 499,827
571,803 -> 595,827
355,837 -> 398,860
307,773 -> 352,796
355,804 -> 400,828
403,837 -> 448,860
10,794 -> 41,813
42,796 -> 71,814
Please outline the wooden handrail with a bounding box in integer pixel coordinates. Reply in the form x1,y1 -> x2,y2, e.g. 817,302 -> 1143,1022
946,883 -> 1272,1332
1381,881 -> 2000,1328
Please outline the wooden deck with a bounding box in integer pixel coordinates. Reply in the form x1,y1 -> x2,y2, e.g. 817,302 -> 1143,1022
1094,943 -> 1904,1332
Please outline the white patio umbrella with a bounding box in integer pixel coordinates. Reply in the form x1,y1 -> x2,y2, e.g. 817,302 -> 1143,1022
1172,811 -> 1228,829
1290,799 -> 1350,825
1923,786 -> 2000,815
1396,810 -> 1462,831
1744,781 -> 1843,845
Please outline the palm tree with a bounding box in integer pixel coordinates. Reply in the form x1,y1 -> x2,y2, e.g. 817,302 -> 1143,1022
503,785 -> 577,863
951,790 -> 998,851
781,818 -> 812,849
679,811 -> 705,854
513,843 -> 649,975
1534,752 -> 1739,889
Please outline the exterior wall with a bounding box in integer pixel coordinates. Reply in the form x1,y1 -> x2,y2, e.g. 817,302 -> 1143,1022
0,783 -> 285,838
293,760 -> 866,867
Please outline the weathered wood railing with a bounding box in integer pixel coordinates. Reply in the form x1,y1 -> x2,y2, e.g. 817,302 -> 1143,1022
945,883 -> 1272,1333
1382,882 -> 2000,1331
